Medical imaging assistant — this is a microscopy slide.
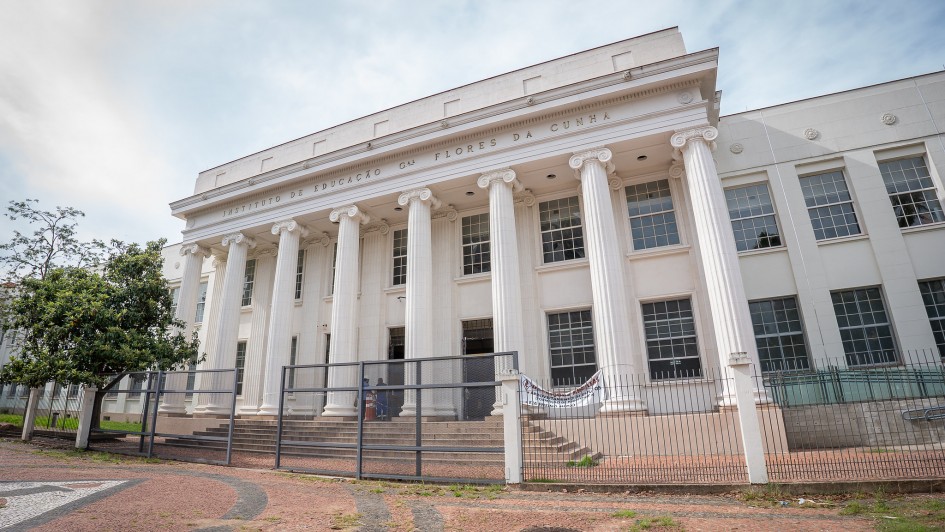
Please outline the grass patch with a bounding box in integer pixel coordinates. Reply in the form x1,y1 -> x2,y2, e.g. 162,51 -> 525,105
566,455 -> 598,468
330,512 -> 361,530
613,509 -> 638,518
0,413 -> 141,433
839,501 -> 868,515
527,478 -> 558,483
629,516 -> 682,530
837,495 -> 945,532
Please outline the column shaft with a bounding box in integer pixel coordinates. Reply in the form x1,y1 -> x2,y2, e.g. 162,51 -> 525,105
569,148 -> 646,413
238,252 -> 274,414
259,220 -> 306,415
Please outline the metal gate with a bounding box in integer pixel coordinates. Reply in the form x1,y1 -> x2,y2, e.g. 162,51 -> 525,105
274,352 -> 517,483
87,368 -> 238,465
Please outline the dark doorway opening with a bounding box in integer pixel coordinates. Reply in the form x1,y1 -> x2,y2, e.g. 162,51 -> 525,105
462,319 -> 494,420
387,327 -> 406,417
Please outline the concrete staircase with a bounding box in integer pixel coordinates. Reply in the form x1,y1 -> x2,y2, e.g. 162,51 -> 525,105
163,416 -> 600,466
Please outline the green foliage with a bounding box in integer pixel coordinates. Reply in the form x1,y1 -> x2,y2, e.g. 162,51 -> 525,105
629,516 -> 682,531
613,509 -> 638,518
0,240 -> 200,388
566,455 -> 598,467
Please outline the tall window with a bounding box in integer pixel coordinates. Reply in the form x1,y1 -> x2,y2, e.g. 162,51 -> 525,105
878,157 -> 945,228
194,281 -> 208,323
241,259 -> 257,306
288,336 -> 298,391
749,297 -> 809,372
725,184 -> 782,251
642,298 -> 701,380
799,171 -> 861,240
169,287 -> 181,317
919,279 -> 945,359
831,287 -> 896,366
461,213 -> 491,275
547,310 -> 597,386
392,229 -> 408,285
539,196 -> 585,263
129,375 -> 145,399
330,242 -> 338,294
185,363 -> 197,398
235,341 -> 247,395
295,249 -> 305,300
626,179 -> 680,250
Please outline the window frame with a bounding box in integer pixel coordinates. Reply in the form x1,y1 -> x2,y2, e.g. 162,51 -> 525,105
918,278 -> 945,360
877,155 -> 945,229
241,259 -> 257,307
537,195 -> 587,264
724,182 -> 784,252
169,286 -> 181,318
194,280 -> 208,323
391,228 -> 408,286
625,178 -> 682,251
546,308 -> 598,387
295,249 -> 305,300
235,341 -> 247,395
640,296 -> 703,381
798,169 -> 863,241
830,286 -> 898,367
460,212 -> 491,276
748,296 -> 811,373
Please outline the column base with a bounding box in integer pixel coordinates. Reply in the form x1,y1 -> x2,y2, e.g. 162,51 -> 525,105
256,404 -> 282,417
237,406 -> 259,416
600,397 -> 648,415
193,405 -> 232,417
322,404 -> 358,417
717,388 -> 772,408
156,405 -> 188,415
394,415 -> 457,422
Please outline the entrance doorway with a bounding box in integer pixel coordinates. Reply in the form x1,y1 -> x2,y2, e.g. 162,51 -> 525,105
387,327 -> 406,417
461,319 -> 494,420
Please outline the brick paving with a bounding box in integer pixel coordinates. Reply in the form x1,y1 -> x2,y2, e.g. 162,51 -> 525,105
1,436 -> 927,531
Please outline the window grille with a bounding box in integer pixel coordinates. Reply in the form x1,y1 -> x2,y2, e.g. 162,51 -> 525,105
919,279 -> 945,359
461,213 -> 491,275
547,310 -> 597,386
539,197 -> 585,263
749,296 -> 809,372
642,298 -> 702,380
725,183 -> 782,251
241,259 -> 257,306
799,171 -> 861,240
831,287 -> 897,366
878,156 -> 945,228
626,179 -> 681,250
392,229 -> 408,285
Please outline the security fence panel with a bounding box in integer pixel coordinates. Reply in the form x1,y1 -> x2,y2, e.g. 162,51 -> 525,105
759,350 -> 945,482
88,369 -> 237,466
275,352 -> 516,484
33,382 -> 84,436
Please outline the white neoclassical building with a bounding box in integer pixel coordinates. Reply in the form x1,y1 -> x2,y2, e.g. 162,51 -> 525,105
82,27 -> 945,420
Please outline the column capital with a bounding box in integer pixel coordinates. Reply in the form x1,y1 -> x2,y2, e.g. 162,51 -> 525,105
361,218 -> 391,236
477,169 -> 522,192
669,163 -> 686,180
303,231 -> 332,247
398,187 -> 441,209
432,205 -> 458,222
569,147 -> 614,177
250,247 -> 278,259
670,126 -> 718,152
221,232 -> 256,249
329,204 -> 370,225
271,219 -> 309,238
179,243 -> 210,258
514,189 -> 536,207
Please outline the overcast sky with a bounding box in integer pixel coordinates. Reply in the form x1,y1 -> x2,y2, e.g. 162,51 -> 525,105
1,0 -> 943,248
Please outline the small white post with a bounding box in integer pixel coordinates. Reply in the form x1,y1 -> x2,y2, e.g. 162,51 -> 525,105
728,353 -> 768,484
20,387 -> 42,441
75,386 -> 97,449
499,370 -> 523,485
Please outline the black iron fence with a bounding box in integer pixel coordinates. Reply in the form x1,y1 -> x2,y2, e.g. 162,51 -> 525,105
274,351 -> 517,484
87,369 -> 237,465
521,350 -> 945,485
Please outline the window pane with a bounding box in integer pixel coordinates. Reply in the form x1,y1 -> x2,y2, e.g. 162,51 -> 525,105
626,180 -> 681,250
725,184 -> 782,251
392,229 -> 408,285
641,298 -> 701,380
539,197 -> 585,263
919,279 -> 945,359
242,259 -> 257,306
749,296 -> 810,372
799,172 -> 861,241
547,310 -> 596,386
462,213 -> 491,275
831,287 -> 896,366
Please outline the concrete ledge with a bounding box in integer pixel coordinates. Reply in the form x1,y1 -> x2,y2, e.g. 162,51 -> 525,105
519,478 -> 945,495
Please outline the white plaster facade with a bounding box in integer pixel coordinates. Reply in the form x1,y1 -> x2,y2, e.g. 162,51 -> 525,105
68,27 -> 945,419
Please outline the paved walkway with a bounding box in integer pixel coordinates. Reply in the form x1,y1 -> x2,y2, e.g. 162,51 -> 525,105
0,437 -> 924,531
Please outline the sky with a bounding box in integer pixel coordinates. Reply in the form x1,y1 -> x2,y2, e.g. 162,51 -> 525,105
1,0 -> 943,249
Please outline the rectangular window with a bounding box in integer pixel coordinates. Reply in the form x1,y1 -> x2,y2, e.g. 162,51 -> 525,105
547,310 -> 597,386
831,287 -> 897,366
799,171 -> 861,240
919,279 -> 945,359
539,196 -> 585,263
725,183 -> 782,251
241,259 -> 257,306
642,298 -> 702,380
288,336 -> 298,391
194,281 -> 208,323
461,213 -> 491,275
235,341 -> 247,395
169,287 -> 181,317
295,249 -> 305,300
392,229 -> 408,286
749,296 -> 809,372
67,384 -> 79,398
129,375 -> 145,399
185,363 -> 197,398
330,242 -> 338,294
626,179 -> 681,250
878,156 -> 945,228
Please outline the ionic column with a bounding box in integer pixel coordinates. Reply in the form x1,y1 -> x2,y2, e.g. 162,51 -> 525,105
159,243 -> 209,414
397,187 -> 440,417
478,169 -> 526,415
259,220 -> 308,415
569,148 -> 646,414
671,126 -> 770,405
193,255 -> 226,412
322,205 -> 369,417
238,249 -> 275,414
198,232 -> 255,415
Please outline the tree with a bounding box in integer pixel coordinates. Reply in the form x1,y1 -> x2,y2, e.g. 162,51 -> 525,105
0,240 -> 200,390
0,199 -> 107,283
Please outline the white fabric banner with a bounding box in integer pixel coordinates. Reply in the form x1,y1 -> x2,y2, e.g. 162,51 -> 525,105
520,371 -> 605,408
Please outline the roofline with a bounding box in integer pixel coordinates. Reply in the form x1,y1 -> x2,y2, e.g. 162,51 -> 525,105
721,69 -> 945,118
198,27 -> 682,175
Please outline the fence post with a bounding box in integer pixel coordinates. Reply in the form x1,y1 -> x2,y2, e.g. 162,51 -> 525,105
20,387 -> 42,441
75,386 -> 97,449
728,353 -> 768,484
499,369 -> 522,485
